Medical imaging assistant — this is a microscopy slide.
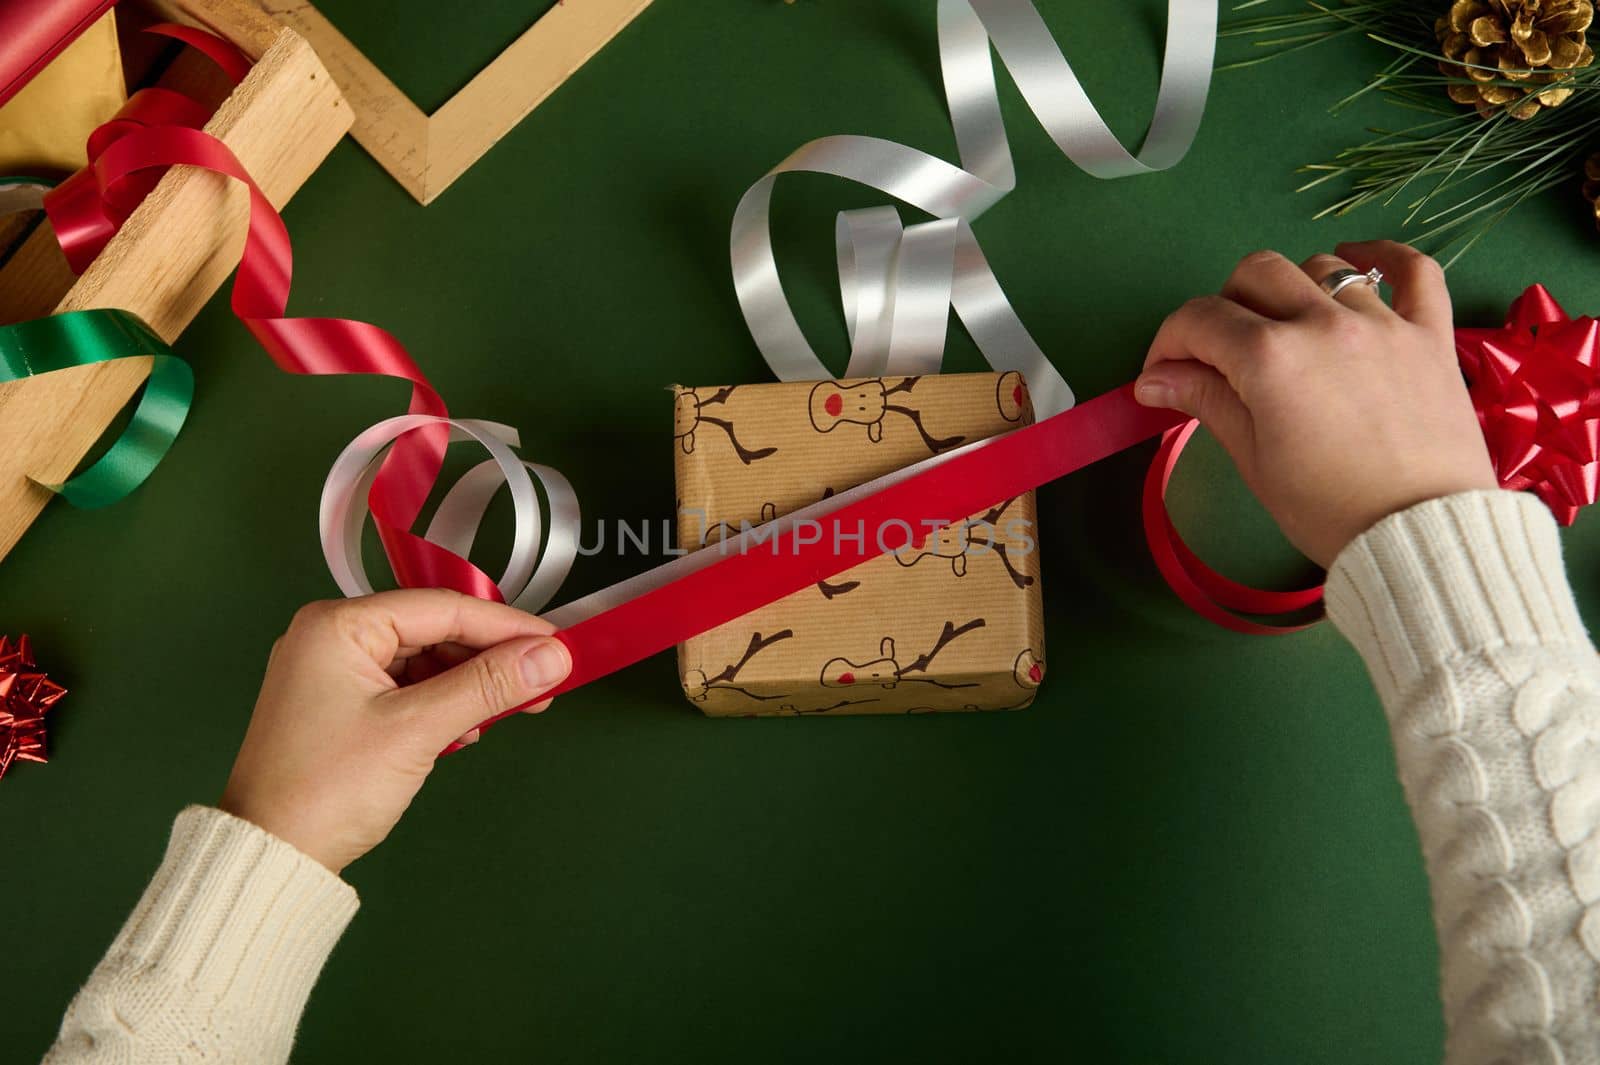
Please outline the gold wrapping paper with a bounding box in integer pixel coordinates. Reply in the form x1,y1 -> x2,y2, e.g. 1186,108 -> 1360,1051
0,12 -> 126,174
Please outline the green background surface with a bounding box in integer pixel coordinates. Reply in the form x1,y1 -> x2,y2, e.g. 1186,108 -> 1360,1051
7,1 -> 1600,1061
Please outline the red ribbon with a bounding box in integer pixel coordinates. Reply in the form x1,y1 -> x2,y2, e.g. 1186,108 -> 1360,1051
1142,420 -> 1324,635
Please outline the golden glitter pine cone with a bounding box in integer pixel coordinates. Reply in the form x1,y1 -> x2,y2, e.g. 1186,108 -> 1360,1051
1436,0 -> 1595,118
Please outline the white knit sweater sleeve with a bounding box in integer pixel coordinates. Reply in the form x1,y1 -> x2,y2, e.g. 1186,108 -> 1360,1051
1326,489 -> 1600,1064
43,805 -> 357,1065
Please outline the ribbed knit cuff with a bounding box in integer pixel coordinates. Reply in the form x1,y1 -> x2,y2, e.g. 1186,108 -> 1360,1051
1325,489 -> 1591,707
106,805 -> 358,1028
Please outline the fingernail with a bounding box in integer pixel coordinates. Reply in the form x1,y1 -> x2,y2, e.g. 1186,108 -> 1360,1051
1135,377 -> 1176,409
521,638 -> 570,689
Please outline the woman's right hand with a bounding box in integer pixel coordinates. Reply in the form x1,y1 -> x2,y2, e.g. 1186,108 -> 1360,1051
1133,240 -> 1498,568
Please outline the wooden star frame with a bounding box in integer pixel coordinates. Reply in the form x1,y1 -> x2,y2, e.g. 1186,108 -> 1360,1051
257,0 -> 654,204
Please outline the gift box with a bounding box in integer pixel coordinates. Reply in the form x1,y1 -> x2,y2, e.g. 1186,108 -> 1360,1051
0,0 -> 351,561
673,371 -> 1046,716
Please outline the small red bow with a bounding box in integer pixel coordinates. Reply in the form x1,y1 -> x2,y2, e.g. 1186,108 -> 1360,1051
1455,285 -> 1600,526
0,636 -> 66,781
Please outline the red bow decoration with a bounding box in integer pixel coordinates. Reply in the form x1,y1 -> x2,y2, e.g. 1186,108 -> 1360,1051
1455,284 -> 1600,526
0,636 -> 66,781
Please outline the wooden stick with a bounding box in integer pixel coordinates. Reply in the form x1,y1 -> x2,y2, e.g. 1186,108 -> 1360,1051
255,1 -> 427,200
258,0 -> 653,204
427,0 -> 653,200
0,20 -> 350,561
145,0 -> 283,59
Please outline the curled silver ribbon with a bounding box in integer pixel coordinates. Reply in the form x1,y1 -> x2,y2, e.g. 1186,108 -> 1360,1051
319,414 -> 579,613
731,0 -> 1217,417
319,0 -> 1217,625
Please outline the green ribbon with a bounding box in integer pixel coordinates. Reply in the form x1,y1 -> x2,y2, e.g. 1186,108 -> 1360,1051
0,309 -> 193,508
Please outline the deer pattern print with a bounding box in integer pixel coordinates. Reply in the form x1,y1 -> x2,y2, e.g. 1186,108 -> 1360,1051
778,697 -> 882,716
681,630 -> 796,704
703,498 -> 863,600
1012,648 -> 1044,688
807,377 -> 965,454
996,370 -> 1031,422
893,495 -> 1036,589
701,502 -> 779,547
819,619 -> 987,692
674,386 -> 777,465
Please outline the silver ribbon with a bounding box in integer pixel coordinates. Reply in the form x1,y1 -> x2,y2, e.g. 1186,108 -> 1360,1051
319,0 -> 1217,622
320,415 -> 579,613
731,0 -> 1216,417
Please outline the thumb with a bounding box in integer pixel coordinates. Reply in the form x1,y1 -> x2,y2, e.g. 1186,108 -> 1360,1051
1134,360 -> 1254,458
390,634 -> 572,750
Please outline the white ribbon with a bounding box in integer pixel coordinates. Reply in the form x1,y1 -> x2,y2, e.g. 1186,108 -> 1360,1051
318,0 -> 1217,622
731,0 -> 1217,418
319,415 -> 578,613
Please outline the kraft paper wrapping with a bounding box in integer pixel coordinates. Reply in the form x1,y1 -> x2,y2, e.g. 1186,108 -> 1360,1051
673,371 -> 1045,717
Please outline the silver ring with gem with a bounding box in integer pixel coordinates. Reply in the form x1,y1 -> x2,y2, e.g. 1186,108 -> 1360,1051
1319,267 -> 1383,301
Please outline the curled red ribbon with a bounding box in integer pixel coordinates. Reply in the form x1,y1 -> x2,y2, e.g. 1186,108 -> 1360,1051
1142,420 -> 1325,635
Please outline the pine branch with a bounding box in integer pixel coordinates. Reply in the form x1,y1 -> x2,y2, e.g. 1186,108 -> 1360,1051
1221,0 -> 1600,262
